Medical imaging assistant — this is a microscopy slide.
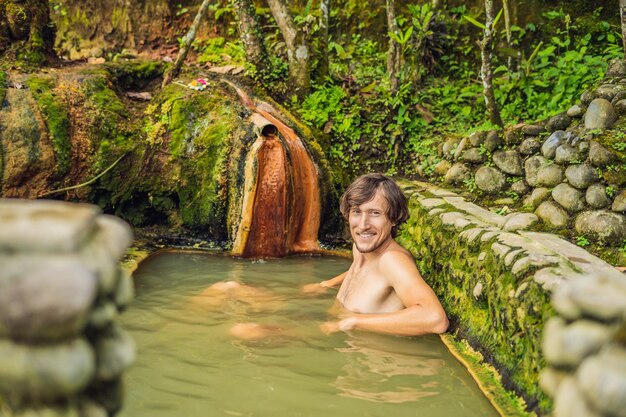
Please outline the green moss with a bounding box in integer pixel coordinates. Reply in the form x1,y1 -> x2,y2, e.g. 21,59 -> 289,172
0,71 -> 5,184
25,75 -> 71,176
102,60 -> 165,90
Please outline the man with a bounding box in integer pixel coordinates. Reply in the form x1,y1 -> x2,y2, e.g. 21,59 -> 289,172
304,173 -> 449,336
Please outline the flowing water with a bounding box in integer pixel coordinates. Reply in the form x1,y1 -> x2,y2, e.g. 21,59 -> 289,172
119,251 -> 500,417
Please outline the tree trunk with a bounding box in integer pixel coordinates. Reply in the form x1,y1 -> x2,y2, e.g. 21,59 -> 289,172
479,0 -> 503,127
621,0 -> 626,57
317,0 -> 330,82
162,0 -> 211,87
386,0 -> 400,94
266,0 -> 311,98
0,0 -> 56,65
503,0 -> 514,70
232,0 -> 270,78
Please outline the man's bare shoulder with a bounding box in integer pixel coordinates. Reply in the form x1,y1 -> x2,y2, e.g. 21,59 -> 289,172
377,242 -> 420,278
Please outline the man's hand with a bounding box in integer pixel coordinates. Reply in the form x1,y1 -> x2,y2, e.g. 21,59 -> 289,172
320,318 -> 357,334
302,282 -> 329,295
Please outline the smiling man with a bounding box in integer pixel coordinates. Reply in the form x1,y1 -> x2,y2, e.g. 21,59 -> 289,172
305,173 -> 449,336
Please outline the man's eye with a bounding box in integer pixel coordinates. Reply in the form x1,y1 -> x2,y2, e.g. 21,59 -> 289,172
371,211 -> 381,216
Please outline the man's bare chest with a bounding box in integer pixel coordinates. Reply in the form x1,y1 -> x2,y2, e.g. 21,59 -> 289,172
337,268 -> 402,313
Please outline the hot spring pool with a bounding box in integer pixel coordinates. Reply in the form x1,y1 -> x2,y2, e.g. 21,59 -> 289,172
119,250 -> 499,417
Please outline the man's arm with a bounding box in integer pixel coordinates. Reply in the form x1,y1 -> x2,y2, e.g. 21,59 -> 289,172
326,251 -> 449,336
302,270 -> 347,294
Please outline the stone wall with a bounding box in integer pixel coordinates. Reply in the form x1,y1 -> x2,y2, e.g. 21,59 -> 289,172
396,179 -> 626,414
435,59 -> 626,255
0,200 -> 135,417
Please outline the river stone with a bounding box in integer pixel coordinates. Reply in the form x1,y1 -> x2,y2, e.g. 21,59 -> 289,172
89,302 -> 118,330
484,130 -> 502,152
0,200 -> 100,254
524,187 -> 552,209
536,201 -> 569,228
510,180 -> 529,196
462,148 -> 485,163
596,84 -> 622,101
434,159 -> 452,176
94,216 -> 133,261
444,163 -> 471,185
94,324 -> 136,381
79,240 -> 120,295
581,89 -> 598,106
540,368 -> 567,398
565,164 -> 599,189
615,99 -> 626,115
536,164 -> 564,187
578,140 -> 590,153
575,210 -> 626,244
613,91 -> 626,106
543,318 -> 614,367
469,131 -> 487,147
0,259 -> 98,342
0,338 -> 95,401
442,137 -> 461,160
607,58 -> 626,77
577,347 -> 626,417
452,137 -> 468,160
584,98 -> 618,129
586,184 -> 610,209
553,377 -> 598,417
475,166 -> 506,194
502,213 -> 538,232
547,113 -> 572,132
492,150 -> 523,175
567,104 -> 586,118
552,183 -> 585,213
519,138 -> 541,155
525,155 -> 551,187
504,129 -> 523,145
612,190 -> 626,212
522,124 -> 546,136
588,141 -> 616,167
542,130 -> 570,159
555,144 -> 582,165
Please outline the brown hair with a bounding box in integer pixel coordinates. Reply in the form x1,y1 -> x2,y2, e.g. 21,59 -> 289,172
339,173 -> 409,234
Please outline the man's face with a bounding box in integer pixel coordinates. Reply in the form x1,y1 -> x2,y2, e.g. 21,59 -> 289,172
348,189 -> 394,254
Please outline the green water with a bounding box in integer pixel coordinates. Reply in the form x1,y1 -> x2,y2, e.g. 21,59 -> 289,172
119,250 -> 500,417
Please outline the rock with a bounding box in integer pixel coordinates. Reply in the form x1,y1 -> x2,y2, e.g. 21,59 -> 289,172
88,302 -> 118,330
472,281 -> 483,299
547,113 -> 572,131
475,166 -> 506,194
89,379 -> 124,414
519,137 -> 542,155
442,137 -> 461,160
555,144 -> 582,165
525,155 -> 551,187
596,84 -> 623,101
0,338 -> 95,402
575,210 -> 626,244
78,400 -> 108,417
94,216 -> 133,261
0,200 -> 99,254
114,270 -> 134,310
444,163 -> 471,185
588,141 -> 616,167
94,325 -> 136,381
0,259 -> 98,342
502,213 -> 538,231
578,140 -> 590,153
586,184 -> 610,209
492,150 -> 523,175
612,91 -> 626,106
522,124 -> 546,136
542,131 -> 571,159
553,377 -> 599,417
536,201 -> 569,229
469,131 -> 487,147
453,137 -> 469,160
542,317 -> 614,367
552,183 -> 585,213
510,180 -> 529,196
584,98 -> 618,130
567,104 -> 586,118
615,99 -> 626,115
462,148 -> 486,164
565,164 -> 599,189
612,190 -> 626,212
524,187 -> 552,209
484,130 -> 502,152
536,164 -> 564,187
577,346 -> 626,417
504,129 -> 523,145
434,159 -> 452,176
581,89 -> 598,106
607,58 -> 626,77
540,368 -> 567,398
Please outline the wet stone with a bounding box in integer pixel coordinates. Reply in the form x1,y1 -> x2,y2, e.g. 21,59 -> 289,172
552,183 -> 585,213
565,164 -> 599,189
577,347 -> 626,417
586,183 -> 610,209
536,164 -> 564,188
567,104 -> 586,118
575,210 -> 626,244
475,166 -> 506,194
492,150 -> 523,175
584,98 -> 618,130
588,141 -> 616,167
524,187 -> 552,209
536,201 -> 569,229
519,137 -> 542,155
555,144 -> 582,165
612,190 -> 626,212
522,124 -> 546,136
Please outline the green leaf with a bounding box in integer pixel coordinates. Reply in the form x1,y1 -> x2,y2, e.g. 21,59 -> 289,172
493,9 -> 504,28
463,15 -> 486,30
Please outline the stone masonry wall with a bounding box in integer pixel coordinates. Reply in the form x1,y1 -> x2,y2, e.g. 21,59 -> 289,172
0,200 -> 135,417
396,179 -> 626,414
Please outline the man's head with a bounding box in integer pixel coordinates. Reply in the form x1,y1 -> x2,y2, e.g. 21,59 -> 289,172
340,174 -> 408,251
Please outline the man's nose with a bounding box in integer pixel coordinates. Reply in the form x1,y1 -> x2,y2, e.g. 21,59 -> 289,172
358,213 -> 370,228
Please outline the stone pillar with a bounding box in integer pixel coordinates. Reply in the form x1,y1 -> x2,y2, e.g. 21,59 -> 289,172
541,273 -> 626,417
0,199 -> 135,417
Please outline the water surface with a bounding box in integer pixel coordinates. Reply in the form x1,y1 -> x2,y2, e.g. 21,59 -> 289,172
119,251 -> 499,417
